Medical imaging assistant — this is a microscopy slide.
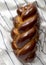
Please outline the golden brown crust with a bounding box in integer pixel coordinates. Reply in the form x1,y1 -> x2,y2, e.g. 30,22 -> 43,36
11,3 -> 39,62
24,51 -> 35,62
17,3 -> 37,20
13,16 -> 23,28
13,13 -> 38,33
17,47 -> 36,62
12,41 -> 18,50
16,32 -> 38,55
12,31 -> 39,55
16,26 -> 36,48
11,28 -> 19,39
18,13 -> 38,33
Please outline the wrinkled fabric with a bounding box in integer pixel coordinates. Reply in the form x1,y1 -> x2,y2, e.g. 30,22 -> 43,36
0,0 -> 46,65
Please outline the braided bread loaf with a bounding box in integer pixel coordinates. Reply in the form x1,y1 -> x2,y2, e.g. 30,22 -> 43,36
11,3 -> 39,62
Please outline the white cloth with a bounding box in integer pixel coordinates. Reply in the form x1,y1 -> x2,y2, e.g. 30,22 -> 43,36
0,0 -> 46,65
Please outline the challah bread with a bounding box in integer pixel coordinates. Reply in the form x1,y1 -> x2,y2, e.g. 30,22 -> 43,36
11,3 -> 39,62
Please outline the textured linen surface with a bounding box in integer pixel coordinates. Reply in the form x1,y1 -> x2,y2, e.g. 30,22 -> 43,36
0,0 -> 46,65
